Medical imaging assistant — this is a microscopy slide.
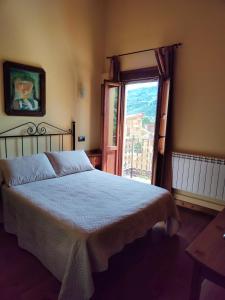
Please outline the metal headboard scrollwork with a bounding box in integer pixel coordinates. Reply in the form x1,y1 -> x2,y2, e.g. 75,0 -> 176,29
0,121 -> 76,158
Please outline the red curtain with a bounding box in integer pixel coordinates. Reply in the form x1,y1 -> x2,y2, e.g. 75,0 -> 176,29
109,56 -> 120,82
153,46 -> 175,191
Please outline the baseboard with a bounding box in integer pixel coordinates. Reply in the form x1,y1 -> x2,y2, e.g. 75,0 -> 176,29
173,189 -> 224,216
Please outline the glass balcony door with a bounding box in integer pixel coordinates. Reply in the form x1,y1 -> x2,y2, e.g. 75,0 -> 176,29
102,82 -> 122,175
122,81 -> 159,183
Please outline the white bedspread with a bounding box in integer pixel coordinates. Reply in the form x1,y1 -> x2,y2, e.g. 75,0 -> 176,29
2,170 -> 180,300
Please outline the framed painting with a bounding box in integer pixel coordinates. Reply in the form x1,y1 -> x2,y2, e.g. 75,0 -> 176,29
3,61 -> 46,116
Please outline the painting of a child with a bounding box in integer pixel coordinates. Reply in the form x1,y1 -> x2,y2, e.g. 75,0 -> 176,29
11,71 -> 39,111
3,61 -> 45,116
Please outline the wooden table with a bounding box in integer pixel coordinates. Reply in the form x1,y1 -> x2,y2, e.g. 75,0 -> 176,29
85,149 -> 102,170
186,208 -> 225,300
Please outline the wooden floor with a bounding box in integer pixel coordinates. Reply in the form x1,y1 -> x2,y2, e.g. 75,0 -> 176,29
0,207 -> 225,300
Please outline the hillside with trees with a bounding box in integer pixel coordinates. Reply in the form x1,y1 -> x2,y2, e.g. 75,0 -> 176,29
126,86 -> 158,122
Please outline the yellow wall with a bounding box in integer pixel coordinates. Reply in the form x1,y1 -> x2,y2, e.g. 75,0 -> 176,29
1,0 -> 225,157
0,0 -> 105,151
104,0 -> 225,157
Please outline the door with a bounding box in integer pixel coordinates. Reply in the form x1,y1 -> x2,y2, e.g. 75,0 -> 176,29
121,80 -> 159,183
102,81 -> 122,174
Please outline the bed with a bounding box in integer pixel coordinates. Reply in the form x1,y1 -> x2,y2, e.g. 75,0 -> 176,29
0,122 -> 180,300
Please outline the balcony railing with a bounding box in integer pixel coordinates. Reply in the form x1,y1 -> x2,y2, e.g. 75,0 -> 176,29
122,137 -> 153,183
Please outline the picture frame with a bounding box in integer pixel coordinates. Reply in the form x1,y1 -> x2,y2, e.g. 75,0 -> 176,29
3,61 -> 46,116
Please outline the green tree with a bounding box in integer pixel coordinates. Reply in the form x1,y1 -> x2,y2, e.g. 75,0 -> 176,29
142,116 -> 151,127
134,142 -> 142,154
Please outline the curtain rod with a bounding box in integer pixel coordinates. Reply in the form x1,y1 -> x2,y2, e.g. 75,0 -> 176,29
106,42 -> 182,59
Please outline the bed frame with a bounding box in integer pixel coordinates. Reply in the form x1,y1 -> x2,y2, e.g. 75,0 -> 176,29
0,121 -> 76,158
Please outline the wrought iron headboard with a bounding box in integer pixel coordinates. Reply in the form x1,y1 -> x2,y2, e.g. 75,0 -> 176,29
0,121 -> 76,158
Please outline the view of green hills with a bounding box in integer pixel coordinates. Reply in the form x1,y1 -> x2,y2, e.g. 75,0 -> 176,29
126,86 -> 158,122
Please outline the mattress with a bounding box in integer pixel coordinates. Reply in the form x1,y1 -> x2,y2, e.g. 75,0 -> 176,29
2,169 -> 180,300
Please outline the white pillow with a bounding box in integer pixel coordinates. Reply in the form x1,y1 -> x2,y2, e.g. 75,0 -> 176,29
45,150 -> 94,177
0,153 -> 57,187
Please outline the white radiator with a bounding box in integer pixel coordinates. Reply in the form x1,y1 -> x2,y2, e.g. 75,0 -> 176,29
172,152 -> 225,203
